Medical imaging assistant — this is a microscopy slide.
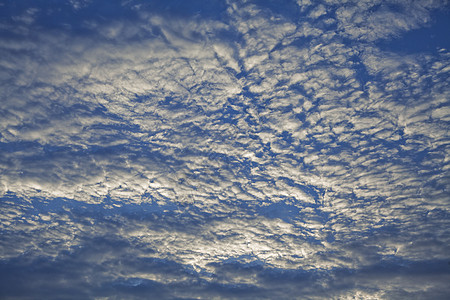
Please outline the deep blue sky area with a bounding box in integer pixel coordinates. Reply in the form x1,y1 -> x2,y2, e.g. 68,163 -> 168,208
378,9 -> 450,53
0,0 -> 449,299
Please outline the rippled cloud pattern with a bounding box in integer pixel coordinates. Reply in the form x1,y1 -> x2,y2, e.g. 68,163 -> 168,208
1,0 -> 449,299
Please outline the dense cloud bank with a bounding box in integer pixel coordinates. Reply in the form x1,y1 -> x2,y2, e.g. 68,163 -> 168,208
1,0 -> 449,298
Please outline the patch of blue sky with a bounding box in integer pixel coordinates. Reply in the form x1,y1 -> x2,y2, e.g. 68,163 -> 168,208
378,9 -> 450,53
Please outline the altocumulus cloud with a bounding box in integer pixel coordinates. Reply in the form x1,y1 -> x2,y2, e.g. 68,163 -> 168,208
0,0 -> 449,299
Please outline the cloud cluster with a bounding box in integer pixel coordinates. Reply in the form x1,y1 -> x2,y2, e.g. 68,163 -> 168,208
0,0 -> 449,298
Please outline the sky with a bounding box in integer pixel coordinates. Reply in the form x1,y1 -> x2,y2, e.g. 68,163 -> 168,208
0,0 -> 449,299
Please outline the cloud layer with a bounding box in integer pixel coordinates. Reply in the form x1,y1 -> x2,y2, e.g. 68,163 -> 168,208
1,0 -> 449,298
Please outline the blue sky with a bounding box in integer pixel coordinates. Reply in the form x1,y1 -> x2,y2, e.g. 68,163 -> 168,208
0,0 -> 449,299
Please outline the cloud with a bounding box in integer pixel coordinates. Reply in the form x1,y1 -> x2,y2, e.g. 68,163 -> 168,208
0,0 -> 449,298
